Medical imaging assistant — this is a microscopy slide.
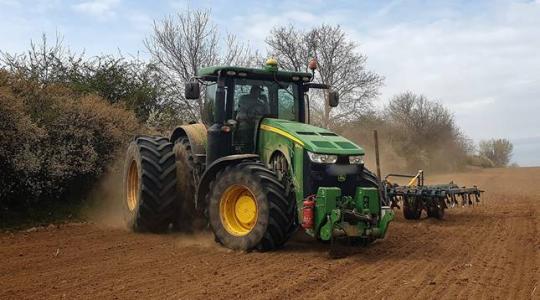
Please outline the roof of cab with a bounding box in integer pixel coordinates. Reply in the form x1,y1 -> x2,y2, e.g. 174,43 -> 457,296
197,66 -> 313,81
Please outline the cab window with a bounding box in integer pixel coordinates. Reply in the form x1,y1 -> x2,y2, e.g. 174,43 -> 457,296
232,78 -> 299,122
276,83 -> 298,121
202,83 -> 216,124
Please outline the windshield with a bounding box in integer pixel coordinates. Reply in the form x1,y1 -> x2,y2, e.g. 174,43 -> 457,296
232,78 -> 300,122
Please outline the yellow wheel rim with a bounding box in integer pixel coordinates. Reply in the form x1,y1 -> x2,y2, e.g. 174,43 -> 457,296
126,160 -> 139,211
220,185 -> 258,236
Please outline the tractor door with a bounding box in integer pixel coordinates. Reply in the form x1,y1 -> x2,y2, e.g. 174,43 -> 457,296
231,80 -> 271,153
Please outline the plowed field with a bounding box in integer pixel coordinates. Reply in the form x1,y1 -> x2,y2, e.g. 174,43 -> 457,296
1,167 -> 539,299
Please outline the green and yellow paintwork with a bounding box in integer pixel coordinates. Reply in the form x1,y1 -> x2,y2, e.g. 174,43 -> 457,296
259,118 -> 365,155
257,118 -> 393,241
194,63 -> 393,242
258,118 -> 365,204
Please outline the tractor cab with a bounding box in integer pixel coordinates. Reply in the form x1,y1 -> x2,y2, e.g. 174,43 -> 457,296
185,59 -> 338,164
199,68 -> 305,154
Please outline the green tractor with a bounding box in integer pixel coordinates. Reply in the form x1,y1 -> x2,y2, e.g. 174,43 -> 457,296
122,59 -> 394,251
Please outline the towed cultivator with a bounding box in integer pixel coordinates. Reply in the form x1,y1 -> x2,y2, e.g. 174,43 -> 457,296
382,170 -> 484,220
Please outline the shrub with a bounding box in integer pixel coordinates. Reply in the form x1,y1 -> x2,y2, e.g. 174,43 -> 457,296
337,92 -> 474,173
467,155 -> 495,168
382,92 -> 472,172
478,138 -> 514,167
0,70 -> 139,210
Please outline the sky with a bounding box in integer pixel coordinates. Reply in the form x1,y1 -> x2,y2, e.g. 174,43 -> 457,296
0,0 -> 539,166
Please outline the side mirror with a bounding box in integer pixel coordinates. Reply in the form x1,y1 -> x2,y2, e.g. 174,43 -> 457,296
328,91 -> 339,107
185,81 -> 200,99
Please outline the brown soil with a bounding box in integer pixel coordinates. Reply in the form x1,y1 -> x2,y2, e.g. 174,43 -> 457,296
1,167 -> 539,299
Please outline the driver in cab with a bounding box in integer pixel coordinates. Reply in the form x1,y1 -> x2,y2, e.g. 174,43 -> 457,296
234,85 -> 269,152
236,85 -> 269,122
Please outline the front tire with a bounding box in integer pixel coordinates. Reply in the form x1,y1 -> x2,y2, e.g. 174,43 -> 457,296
122,136 -> 177,232
207,161 -> 293,251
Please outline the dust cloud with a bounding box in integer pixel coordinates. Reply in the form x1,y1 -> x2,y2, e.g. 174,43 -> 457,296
82,158 -> 216,249
82,158 -> 127,230
172,231 -> 222,249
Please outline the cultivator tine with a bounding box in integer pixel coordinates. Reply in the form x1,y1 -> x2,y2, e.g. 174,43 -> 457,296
383,170 -> 484,218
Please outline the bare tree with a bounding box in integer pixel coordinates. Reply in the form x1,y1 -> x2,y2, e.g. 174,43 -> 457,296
479,138 -> 513,167
266,24 -> 313,72
386,92 -> 455,138
0,33 -> 84,84
266,24 -> 383,128
383,92 -> 472,170
145,8 -> 257,123
222,34 -> 262,67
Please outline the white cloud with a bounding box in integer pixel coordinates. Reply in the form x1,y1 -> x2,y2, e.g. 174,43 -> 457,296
0,0 -> 21,7
358,1 -> 540,145
452,97 -> 495,110
228,10 -> 319,52
72,0 -> 121,18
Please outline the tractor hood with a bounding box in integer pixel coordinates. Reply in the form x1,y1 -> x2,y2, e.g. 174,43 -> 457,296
260,118 -> 365,155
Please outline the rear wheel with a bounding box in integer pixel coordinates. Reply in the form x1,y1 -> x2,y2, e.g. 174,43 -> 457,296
207,161 -> 293,251
172,137 -> 203,231
403,196 -> 422,220
122,136 -> 177,232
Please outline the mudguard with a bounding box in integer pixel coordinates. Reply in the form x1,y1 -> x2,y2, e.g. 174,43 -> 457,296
169,123 -> 207,157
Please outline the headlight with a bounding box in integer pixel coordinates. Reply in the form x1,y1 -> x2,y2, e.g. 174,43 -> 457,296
349,155 -> 364,164
307,151 -> 337,164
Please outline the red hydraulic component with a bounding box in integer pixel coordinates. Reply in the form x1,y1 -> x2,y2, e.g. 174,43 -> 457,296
302,195 -> 316,229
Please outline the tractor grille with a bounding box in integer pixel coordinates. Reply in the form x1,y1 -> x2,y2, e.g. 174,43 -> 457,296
303,152 -> 368,197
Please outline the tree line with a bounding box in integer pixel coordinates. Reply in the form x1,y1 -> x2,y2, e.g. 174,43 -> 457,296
0,8 -> 513,216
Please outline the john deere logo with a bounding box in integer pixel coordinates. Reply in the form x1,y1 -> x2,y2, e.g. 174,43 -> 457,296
337,175 -> 346,182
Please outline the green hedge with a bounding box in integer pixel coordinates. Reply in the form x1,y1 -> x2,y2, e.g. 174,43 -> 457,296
0,70 -> 139,211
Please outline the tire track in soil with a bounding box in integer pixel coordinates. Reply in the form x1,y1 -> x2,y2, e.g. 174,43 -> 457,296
442,208 -> 504,299
416,207 -> 496,299
329,211 -> 480,299
484,196 -> 537,299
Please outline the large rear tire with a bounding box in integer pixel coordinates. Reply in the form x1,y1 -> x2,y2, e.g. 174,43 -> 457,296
122,136 -> 177,233
172,137 -> 203,231
207,161 -> 293,251
403,196 -> 422,220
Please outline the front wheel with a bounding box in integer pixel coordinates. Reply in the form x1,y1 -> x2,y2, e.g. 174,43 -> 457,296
207,161 -> 294,251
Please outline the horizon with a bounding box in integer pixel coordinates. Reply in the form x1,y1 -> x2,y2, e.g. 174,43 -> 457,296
1,0 -> 538,166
